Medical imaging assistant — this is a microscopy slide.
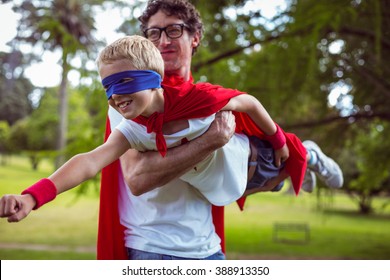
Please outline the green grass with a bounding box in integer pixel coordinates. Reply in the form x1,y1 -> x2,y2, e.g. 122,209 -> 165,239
1,155 -> 389,260
225,191 -> 390,259
0,249 -> 95,260
0,155 -> 99,259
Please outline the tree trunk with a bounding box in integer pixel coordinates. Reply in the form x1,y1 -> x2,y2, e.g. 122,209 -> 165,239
55,53 -> 69,169
359,195 -> 373,214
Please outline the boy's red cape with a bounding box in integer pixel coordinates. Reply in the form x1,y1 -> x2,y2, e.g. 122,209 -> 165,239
96,75 -> 307,259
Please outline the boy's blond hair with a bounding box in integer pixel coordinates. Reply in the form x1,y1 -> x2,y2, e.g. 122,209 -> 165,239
97,35 -> 164,78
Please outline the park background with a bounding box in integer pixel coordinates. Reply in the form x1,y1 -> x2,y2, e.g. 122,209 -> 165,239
0,0 -> 389,260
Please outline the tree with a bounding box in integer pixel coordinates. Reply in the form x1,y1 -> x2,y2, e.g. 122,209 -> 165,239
8,87 -> 58,170
7,81 -> 107,171
0,121 -> 11,165
0,50 -> 34,125
12,0 -> 102,168
344,121 -> 390,213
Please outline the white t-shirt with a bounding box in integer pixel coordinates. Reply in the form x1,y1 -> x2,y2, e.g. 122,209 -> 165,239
108,106 -> 249,258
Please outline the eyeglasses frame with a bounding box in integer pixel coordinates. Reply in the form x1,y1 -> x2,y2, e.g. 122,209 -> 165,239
143,23 -> 190,42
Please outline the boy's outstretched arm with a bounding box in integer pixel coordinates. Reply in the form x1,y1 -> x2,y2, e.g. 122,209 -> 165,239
120,111 -> 237,196
0,130 -> 130,222
49,130 -> 129,193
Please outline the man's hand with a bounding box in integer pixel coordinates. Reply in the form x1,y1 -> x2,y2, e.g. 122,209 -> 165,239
0,194 -> 36,222
205,111 -> 236,149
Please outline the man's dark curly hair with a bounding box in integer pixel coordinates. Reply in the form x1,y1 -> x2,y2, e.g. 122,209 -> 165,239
139,0 -> 204,53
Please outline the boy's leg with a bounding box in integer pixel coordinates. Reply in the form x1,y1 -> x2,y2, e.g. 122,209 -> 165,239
244,169 -> 288,196
246,137 -> 285,192
303,140 -> 343,189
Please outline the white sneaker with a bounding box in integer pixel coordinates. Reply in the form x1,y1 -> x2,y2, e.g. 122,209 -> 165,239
301,169 -> 316,193
303,140 -> 344,189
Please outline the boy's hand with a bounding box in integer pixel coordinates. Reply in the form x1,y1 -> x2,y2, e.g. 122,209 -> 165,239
274,144 -> 289,167
0,194 -> 36,222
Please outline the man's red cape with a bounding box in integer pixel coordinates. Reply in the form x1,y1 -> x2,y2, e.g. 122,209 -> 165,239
96,75 -> 306,259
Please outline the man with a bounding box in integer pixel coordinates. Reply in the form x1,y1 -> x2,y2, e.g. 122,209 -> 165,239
98,0 -> 241,260
98,0 -> 343,260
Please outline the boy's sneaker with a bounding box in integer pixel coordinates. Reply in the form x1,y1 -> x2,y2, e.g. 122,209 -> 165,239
303,140 -> 344,189
301,169 -> 316,193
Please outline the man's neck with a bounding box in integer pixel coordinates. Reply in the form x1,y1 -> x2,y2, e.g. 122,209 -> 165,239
165,68 -> 191,82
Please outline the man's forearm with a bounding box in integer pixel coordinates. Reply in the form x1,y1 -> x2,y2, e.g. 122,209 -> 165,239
121,134 -> 220,195
121,111 -> 236,196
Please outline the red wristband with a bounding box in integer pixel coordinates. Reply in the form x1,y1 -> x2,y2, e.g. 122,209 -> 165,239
264,123 -> 286,150
21,178 -> 57,210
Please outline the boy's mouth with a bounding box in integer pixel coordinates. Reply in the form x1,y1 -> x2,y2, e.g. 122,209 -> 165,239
118,100 -> 132,109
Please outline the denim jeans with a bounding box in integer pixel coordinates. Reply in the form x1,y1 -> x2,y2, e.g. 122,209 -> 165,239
126,248 -> 225,260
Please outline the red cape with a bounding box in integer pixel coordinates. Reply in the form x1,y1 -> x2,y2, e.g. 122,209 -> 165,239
132,79 -> 244,157
96,75 -> 306,259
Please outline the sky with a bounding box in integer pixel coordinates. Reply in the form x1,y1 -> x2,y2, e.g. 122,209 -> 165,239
0,0 -> 288,88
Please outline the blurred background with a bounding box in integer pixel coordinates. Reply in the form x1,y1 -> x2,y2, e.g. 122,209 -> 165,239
0,0 -> 389,260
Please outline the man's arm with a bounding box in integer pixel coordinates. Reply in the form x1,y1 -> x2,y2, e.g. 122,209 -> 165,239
120,111 -> 236,196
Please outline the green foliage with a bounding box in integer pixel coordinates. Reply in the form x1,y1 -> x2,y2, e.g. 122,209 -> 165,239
0,121 -> 11,152
27,88 -> 59,151
11,0 -> 104,167
343,121 -> 390,213
116,0 -> 146,37
8,88 -> 58,151
65,80 -> 108,192
7,89 -> 59,169
0,51 -> 34,125
6,82 -> 107,173
0,121 -> 12,165
15,0 -> 98,52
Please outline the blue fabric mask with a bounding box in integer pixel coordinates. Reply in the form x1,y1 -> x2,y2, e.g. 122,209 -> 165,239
102,70 -> 162,99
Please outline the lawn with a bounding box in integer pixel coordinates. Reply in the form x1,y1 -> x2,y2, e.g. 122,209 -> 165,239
225,192 -> 390,259
0,156 -> 98,260
0,155 -> 389,260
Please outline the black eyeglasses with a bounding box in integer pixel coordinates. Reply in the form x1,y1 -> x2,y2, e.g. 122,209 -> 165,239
144,24 -> 189,42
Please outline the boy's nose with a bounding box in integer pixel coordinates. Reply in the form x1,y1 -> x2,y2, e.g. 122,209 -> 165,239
111,93 -> 120,100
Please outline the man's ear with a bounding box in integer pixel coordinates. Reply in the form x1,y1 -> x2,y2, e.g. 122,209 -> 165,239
192,31 -> 201,48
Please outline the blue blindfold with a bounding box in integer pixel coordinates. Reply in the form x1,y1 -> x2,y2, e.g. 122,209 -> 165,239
102,70 -> 162,100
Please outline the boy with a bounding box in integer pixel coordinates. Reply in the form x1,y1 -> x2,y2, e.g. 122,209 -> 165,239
0,35 -> 305,222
